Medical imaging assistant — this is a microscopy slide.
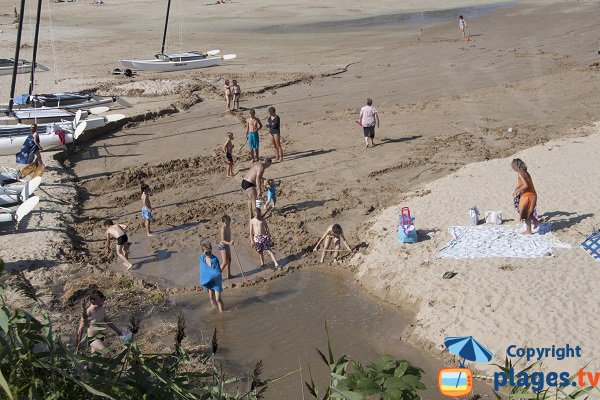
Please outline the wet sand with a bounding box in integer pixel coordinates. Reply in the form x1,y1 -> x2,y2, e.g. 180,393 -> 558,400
171,268 -> 494,399
1,0 -> 599,394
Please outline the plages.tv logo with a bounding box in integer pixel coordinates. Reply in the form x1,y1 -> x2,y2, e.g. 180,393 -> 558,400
438,336 -> 493,398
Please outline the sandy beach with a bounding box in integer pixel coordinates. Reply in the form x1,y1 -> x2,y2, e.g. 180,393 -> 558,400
1,0 -> 600,397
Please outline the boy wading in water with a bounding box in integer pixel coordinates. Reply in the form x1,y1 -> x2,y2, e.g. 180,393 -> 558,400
218,215 -> 235,279
76,289 -> 123,354
250,208 -> 280,270
511,158 -> 538,235
104,220 -> 133,269
241,158 -> 272,218
140,183 -> 154,237
223,132 -> 235,177
245,109 -> 262,162
313,224 -> 352,263
199,243 -> 224,312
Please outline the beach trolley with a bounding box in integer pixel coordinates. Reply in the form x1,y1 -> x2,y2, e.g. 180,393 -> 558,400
398,206 -> 418,243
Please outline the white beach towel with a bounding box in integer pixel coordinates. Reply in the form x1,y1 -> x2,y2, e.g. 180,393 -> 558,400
438,225 -> 571,259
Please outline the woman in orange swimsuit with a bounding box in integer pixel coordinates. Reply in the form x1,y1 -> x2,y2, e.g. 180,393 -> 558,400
511,158 -> 538,234
224,79 -> 232,111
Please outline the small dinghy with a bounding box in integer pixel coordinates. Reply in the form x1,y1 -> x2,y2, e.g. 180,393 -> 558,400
0,58 -> 32,76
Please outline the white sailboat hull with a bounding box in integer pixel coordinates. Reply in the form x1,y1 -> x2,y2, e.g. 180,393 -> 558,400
0,61 -> 32,76
0,132 -> 74,156
130,57 -> 221,72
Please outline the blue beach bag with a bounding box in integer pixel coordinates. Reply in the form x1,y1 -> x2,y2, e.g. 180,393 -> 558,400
398,207 -> 418,244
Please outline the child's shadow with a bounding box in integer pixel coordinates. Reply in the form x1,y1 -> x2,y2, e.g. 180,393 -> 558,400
131,249 -> 177,269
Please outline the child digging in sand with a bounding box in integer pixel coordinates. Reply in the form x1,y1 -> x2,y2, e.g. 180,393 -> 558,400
511,158 -> 538,235
140,183 -> 154,236
250,208 -> 280,270
218,215 -> 235,279
104,220 -> 133,269
223,132 -> 234,177
313,224 -> 352,263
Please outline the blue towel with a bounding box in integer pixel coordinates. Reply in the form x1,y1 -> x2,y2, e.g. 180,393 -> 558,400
15,134 -> 36,165
580,232 -> 600,262
199,254 -> 222,292
14,94 -> 30,105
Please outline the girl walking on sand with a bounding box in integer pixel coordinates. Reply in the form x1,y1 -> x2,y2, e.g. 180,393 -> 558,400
459,15 -> 468,42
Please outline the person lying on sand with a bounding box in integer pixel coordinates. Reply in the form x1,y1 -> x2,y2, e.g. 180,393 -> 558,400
245,109 -> 262,162
104,219 -> 133,269
241,158 -> 272,218
511,158 -> 538,235
199,243 -> 224,312
223,132 -> 234,177
250,208 -> 280,270
313,224 -> 352,263
140,182 -> 154,237
218,215 -> 235,279
76,289 -> 123,354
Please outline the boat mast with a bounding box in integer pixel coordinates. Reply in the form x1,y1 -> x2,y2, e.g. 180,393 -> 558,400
8,0 -> 26,113
28,0 -> 43,96
160,0 -> 172,55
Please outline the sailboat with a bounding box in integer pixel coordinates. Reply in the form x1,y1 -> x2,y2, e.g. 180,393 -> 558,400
0,58 -> 33,76
120,0 -> 236,72
3,0 -> 122,111
0,0 -> 125,154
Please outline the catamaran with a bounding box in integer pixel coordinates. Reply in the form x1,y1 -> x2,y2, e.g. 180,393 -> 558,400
120,0 -> 235,72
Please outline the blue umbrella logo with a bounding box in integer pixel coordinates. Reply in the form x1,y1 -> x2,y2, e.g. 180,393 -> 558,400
444,336 -> 493,389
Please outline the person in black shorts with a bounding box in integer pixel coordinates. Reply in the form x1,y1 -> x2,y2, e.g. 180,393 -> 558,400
241,158 -> 272,218
266,107 -> 283,162
222,132 -> 234,177
104,219 -> 133,269
358,98 -> 380,148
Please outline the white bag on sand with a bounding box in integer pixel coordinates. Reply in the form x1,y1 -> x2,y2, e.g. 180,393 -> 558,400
468,206 -> 480,226
485,211 -> 503,225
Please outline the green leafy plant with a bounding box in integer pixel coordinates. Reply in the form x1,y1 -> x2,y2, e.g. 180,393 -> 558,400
0,259 -> 272,400
305,322 -> 426,400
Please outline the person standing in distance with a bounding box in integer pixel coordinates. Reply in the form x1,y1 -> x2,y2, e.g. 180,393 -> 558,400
359,98 -> 380,148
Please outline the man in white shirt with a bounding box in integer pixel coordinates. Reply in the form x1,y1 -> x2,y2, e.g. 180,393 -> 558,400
359,98 -> 380,148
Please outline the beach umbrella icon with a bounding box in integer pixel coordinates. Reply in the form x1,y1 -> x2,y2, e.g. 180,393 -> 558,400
444,336 -> 493,389
444,336 -> 493,366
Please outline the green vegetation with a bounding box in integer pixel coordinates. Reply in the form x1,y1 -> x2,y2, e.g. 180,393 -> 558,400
0,259 -> 269,400
305,323 -> 425,400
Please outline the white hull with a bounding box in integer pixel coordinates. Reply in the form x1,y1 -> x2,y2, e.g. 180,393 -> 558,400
0,113 -> 125,156
0,132 -> 74,156
119,60 -> 135,69
131,57 -> 221,72
0,62 -> 32,76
